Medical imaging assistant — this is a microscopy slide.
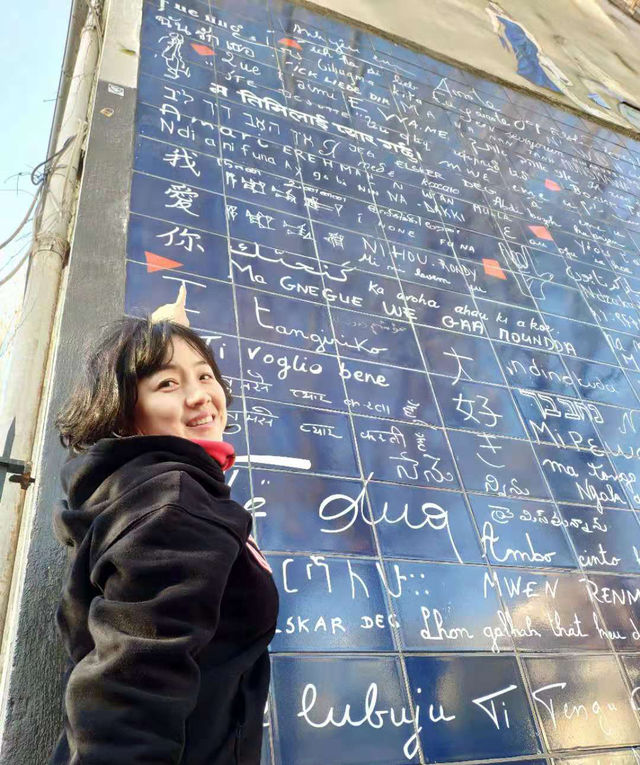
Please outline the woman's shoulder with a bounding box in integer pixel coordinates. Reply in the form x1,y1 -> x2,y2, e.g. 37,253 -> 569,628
91,468 -> 250,562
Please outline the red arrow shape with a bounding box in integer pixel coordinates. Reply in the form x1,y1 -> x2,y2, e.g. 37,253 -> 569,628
528,225 -> 554,241
278,37 -> 302,50
191,42 -> 215,56
544,178 -> 561,191
482,258 -> 507,280
144,251 -> 184,273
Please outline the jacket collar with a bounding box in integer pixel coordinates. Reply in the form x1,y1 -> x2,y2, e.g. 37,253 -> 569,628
61,435 -> 228,510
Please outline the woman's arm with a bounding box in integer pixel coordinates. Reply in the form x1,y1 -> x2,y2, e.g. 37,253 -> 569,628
62,503 -> 241,764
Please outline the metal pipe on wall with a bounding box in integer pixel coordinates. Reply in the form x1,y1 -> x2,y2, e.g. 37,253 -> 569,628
0,1 -> 102,667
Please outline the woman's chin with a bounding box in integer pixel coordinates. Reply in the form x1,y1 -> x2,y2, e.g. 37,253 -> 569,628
184,425 -> 222,440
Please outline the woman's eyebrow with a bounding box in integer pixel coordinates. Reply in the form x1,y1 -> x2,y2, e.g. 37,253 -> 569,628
155,360 -> 210,372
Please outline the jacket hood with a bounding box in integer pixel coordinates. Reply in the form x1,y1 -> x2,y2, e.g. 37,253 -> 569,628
55,435 -> 232,550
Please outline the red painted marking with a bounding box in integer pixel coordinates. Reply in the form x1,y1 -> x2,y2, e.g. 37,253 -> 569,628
144,251 -> 184,273
528,225 -> 554,241
191,42 -> 215,56
482,258 -> 507,280
278,37 -> 303,50
545,178 -> 561,191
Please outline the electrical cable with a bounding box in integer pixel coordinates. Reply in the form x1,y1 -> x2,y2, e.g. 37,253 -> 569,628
0,244 -> 32,289
0,134 -> 76,254
0,189 -> 42,251
0,137 -> 76,287
30,134 -> 76,185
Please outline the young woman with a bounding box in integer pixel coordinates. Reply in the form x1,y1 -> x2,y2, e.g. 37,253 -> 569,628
50,315 -> 278,764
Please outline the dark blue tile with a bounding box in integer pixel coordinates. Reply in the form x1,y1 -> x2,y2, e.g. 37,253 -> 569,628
554,229 -> 620,269
268,553 -> 394,651
378,204 -> 451,254
306,187 -> 381,235
512,388 -> 604,451
524,655 -> 640,748
448,430 -> 550,501
226,198 -> 317,259
235,286 -> 334,355
593,401 -> 640,457
370,484 -> 482,563
535,442 -> 629,510
240,337 -> 343,410
481,302 -> 560,354
432,377 -> 525,438
260,717 -> 272,765
230,468 -> 375,555
497,344 -> 578,396
340,358 -> 439,425
463,259 -> 538,309
137,71 -> 220,122
493,569 -> 606,651
409,286 -> 487,336
218,97 -> 297,147
130,171 -> 227,234
609,455 -> 640,509
533,282 -> 597,326
216,51 -> 285,94
271,656 -> 419,764
133,134 -> 223,193
297,153 -> 374,203
546,315 -> 619,365
603,328 -> 640,372
623,370 -> 640,404
355,417 -> 458,490
469,495 -> 577,569
594,301 -> 640,335
220,127 -> 298,178
127,213 -> 230,282
399,261 -> 471,302
231,239 -> 372,311
563,357 -> 638,407
330,309 -> 424,370
135,100 -> 220,156
388,560 -> 510,652
313,224 -> 396,277
405,655 -> 540,761
244,398 -> 358,477
419,327 -> 504,385
563,505 -> 640,574
125,258 -> 236,334
582,573 -> 640,650
224,167 -> 308,218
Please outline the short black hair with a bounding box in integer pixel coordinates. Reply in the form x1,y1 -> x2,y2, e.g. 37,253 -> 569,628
55,316 -> 233,453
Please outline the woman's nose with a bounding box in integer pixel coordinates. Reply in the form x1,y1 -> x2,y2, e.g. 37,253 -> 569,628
185,384 -> 210,407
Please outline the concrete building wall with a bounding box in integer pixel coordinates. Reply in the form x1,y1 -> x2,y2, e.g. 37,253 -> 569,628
302,0 -> 640,133
2,0 -> 640,762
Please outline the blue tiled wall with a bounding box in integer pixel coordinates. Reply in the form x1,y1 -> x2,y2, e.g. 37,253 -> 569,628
127,0 -> 640,760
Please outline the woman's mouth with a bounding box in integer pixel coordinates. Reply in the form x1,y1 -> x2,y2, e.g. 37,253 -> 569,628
186,415 -> 214,428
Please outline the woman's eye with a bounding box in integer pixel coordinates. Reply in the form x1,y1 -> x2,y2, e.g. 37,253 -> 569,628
158,380 -> 175,389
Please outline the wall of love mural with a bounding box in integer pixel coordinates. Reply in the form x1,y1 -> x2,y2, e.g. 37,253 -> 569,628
126,0 -> 640,761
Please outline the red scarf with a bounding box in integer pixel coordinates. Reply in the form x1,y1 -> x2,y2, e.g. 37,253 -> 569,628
189,439 -> 236,471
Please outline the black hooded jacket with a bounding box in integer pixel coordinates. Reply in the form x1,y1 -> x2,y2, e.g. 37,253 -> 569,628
49,435 -> 279,764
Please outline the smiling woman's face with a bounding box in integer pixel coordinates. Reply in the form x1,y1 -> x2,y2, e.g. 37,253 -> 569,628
132,336 -> 228,441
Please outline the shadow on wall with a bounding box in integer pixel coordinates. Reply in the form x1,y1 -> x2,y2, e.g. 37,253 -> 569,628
485,0 -> 640,130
